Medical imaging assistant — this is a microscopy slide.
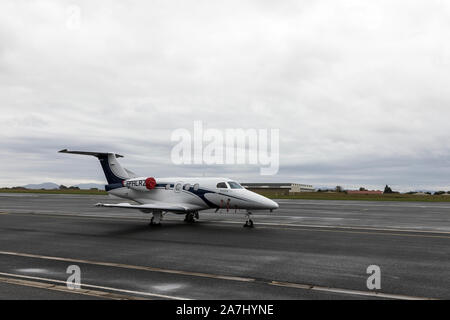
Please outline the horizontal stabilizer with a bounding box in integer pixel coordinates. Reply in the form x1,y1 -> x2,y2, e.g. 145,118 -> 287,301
59,148 -> 127,184
58,149 -> 123,158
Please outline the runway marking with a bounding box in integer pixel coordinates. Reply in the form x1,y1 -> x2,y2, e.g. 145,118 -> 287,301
0,275 -> 143,300
259,226 -> 450,239
275,200 -> 450,209
0,272 -> 188,300
213,221 -> 450,238
0,251 -> 438,300
0,251 -> 255,283
269,281 -> 436,300
6,211 -> 450,237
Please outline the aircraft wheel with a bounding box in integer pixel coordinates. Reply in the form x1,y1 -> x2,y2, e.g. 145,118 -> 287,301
243,219 -> 254,228
184,213 -> 195,223
149,217 -> 161,226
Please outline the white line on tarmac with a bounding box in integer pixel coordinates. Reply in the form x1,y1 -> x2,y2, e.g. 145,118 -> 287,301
213,220 -> 450,236
0,251 -> 255,283
0,271 -> 188,300
276,200 -> 450,209
270,281 -> 436,300
5,211 -> 450,236
0,251 -> 438,300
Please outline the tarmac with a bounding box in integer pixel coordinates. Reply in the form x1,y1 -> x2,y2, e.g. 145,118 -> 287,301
0,193 -> 449,300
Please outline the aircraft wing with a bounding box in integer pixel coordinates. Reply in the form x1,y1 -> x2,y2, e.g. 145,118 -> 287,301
95,202 -> 193,212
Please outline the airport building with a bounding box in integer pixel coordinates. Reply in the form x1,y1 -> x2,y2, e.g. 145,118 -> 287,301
241,183 -> 315,196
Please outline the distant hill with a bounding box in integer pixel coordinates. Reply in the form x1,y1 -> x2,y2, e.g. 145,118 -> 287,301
23,182 -> 59,190
22,182 -> 104,190
75,183 -> 105,190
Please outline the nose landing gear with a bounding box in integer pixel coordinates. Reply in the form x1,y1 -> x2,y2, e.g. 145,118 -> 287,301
243,211 -> 254,228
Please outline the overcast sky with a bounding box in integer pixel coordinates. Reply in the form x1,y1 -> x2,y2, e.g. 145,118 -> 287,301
1,0 -> 449,191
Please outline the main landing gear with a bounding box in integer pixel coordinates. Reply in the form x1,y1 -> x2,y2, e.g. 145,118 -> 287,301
184,211 -> 198,223
243,211 -> 254,228
149,211 -> 162,226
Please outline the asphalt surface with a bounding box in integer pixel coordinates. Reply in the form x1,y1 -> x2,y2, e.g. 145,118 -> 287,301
0,193 -> 449,300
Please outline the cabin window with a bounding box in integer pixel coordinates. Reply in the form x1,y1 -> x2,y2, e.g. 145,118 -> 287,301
184,183 -> 191,190
193,183 -> 199,191
228,181 -> 243,189
216,182 -> 228,189
175,183 -> 182,192
165,184 -> 170,190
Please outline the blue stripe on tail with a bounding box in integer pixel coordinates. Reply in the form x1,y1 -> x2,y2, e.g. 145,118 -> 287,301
97,154 -> 124,185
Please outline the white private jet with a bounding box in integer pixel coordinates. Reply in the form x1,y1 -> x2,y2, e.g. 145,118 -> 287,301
59,149 -> 279,227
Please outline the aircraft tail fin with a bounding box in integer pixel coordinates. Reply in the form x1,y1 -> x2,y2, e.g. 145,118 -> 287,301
124,168 -> 139,178
58,149 -> 129,184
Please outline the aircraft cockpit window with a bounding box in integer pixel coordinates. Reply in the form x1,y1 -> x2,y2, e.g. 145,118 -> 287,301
193,183 -> 199,191
184,183 -> 191,190
216,182 -> 228,189
228,181 -> 243,189
165,184 -> 170,190
175,183 -> 182,192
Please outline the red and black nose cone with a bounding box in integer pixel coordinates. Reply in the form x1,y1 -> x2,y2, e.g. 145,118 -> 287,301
145,177 -> 157,190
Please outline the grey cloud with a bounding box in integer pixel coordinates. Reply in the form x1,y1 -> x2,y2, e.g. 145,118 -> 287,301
0,0 -> 449,191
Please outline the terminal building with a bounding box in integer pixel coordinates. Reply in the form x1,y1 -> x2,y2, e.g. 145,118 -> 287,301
241,183 -> 315,196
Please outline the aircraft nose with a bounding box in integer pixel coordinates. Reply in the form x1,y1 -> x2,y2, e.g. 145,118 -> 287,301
247,190 -> 279,210
268,199 -> 279,210
259,196 -> 279,210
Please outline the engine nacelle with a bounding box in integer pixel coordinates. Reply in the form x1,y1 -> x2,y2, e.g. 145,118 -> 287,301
123,177 -> 157,191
